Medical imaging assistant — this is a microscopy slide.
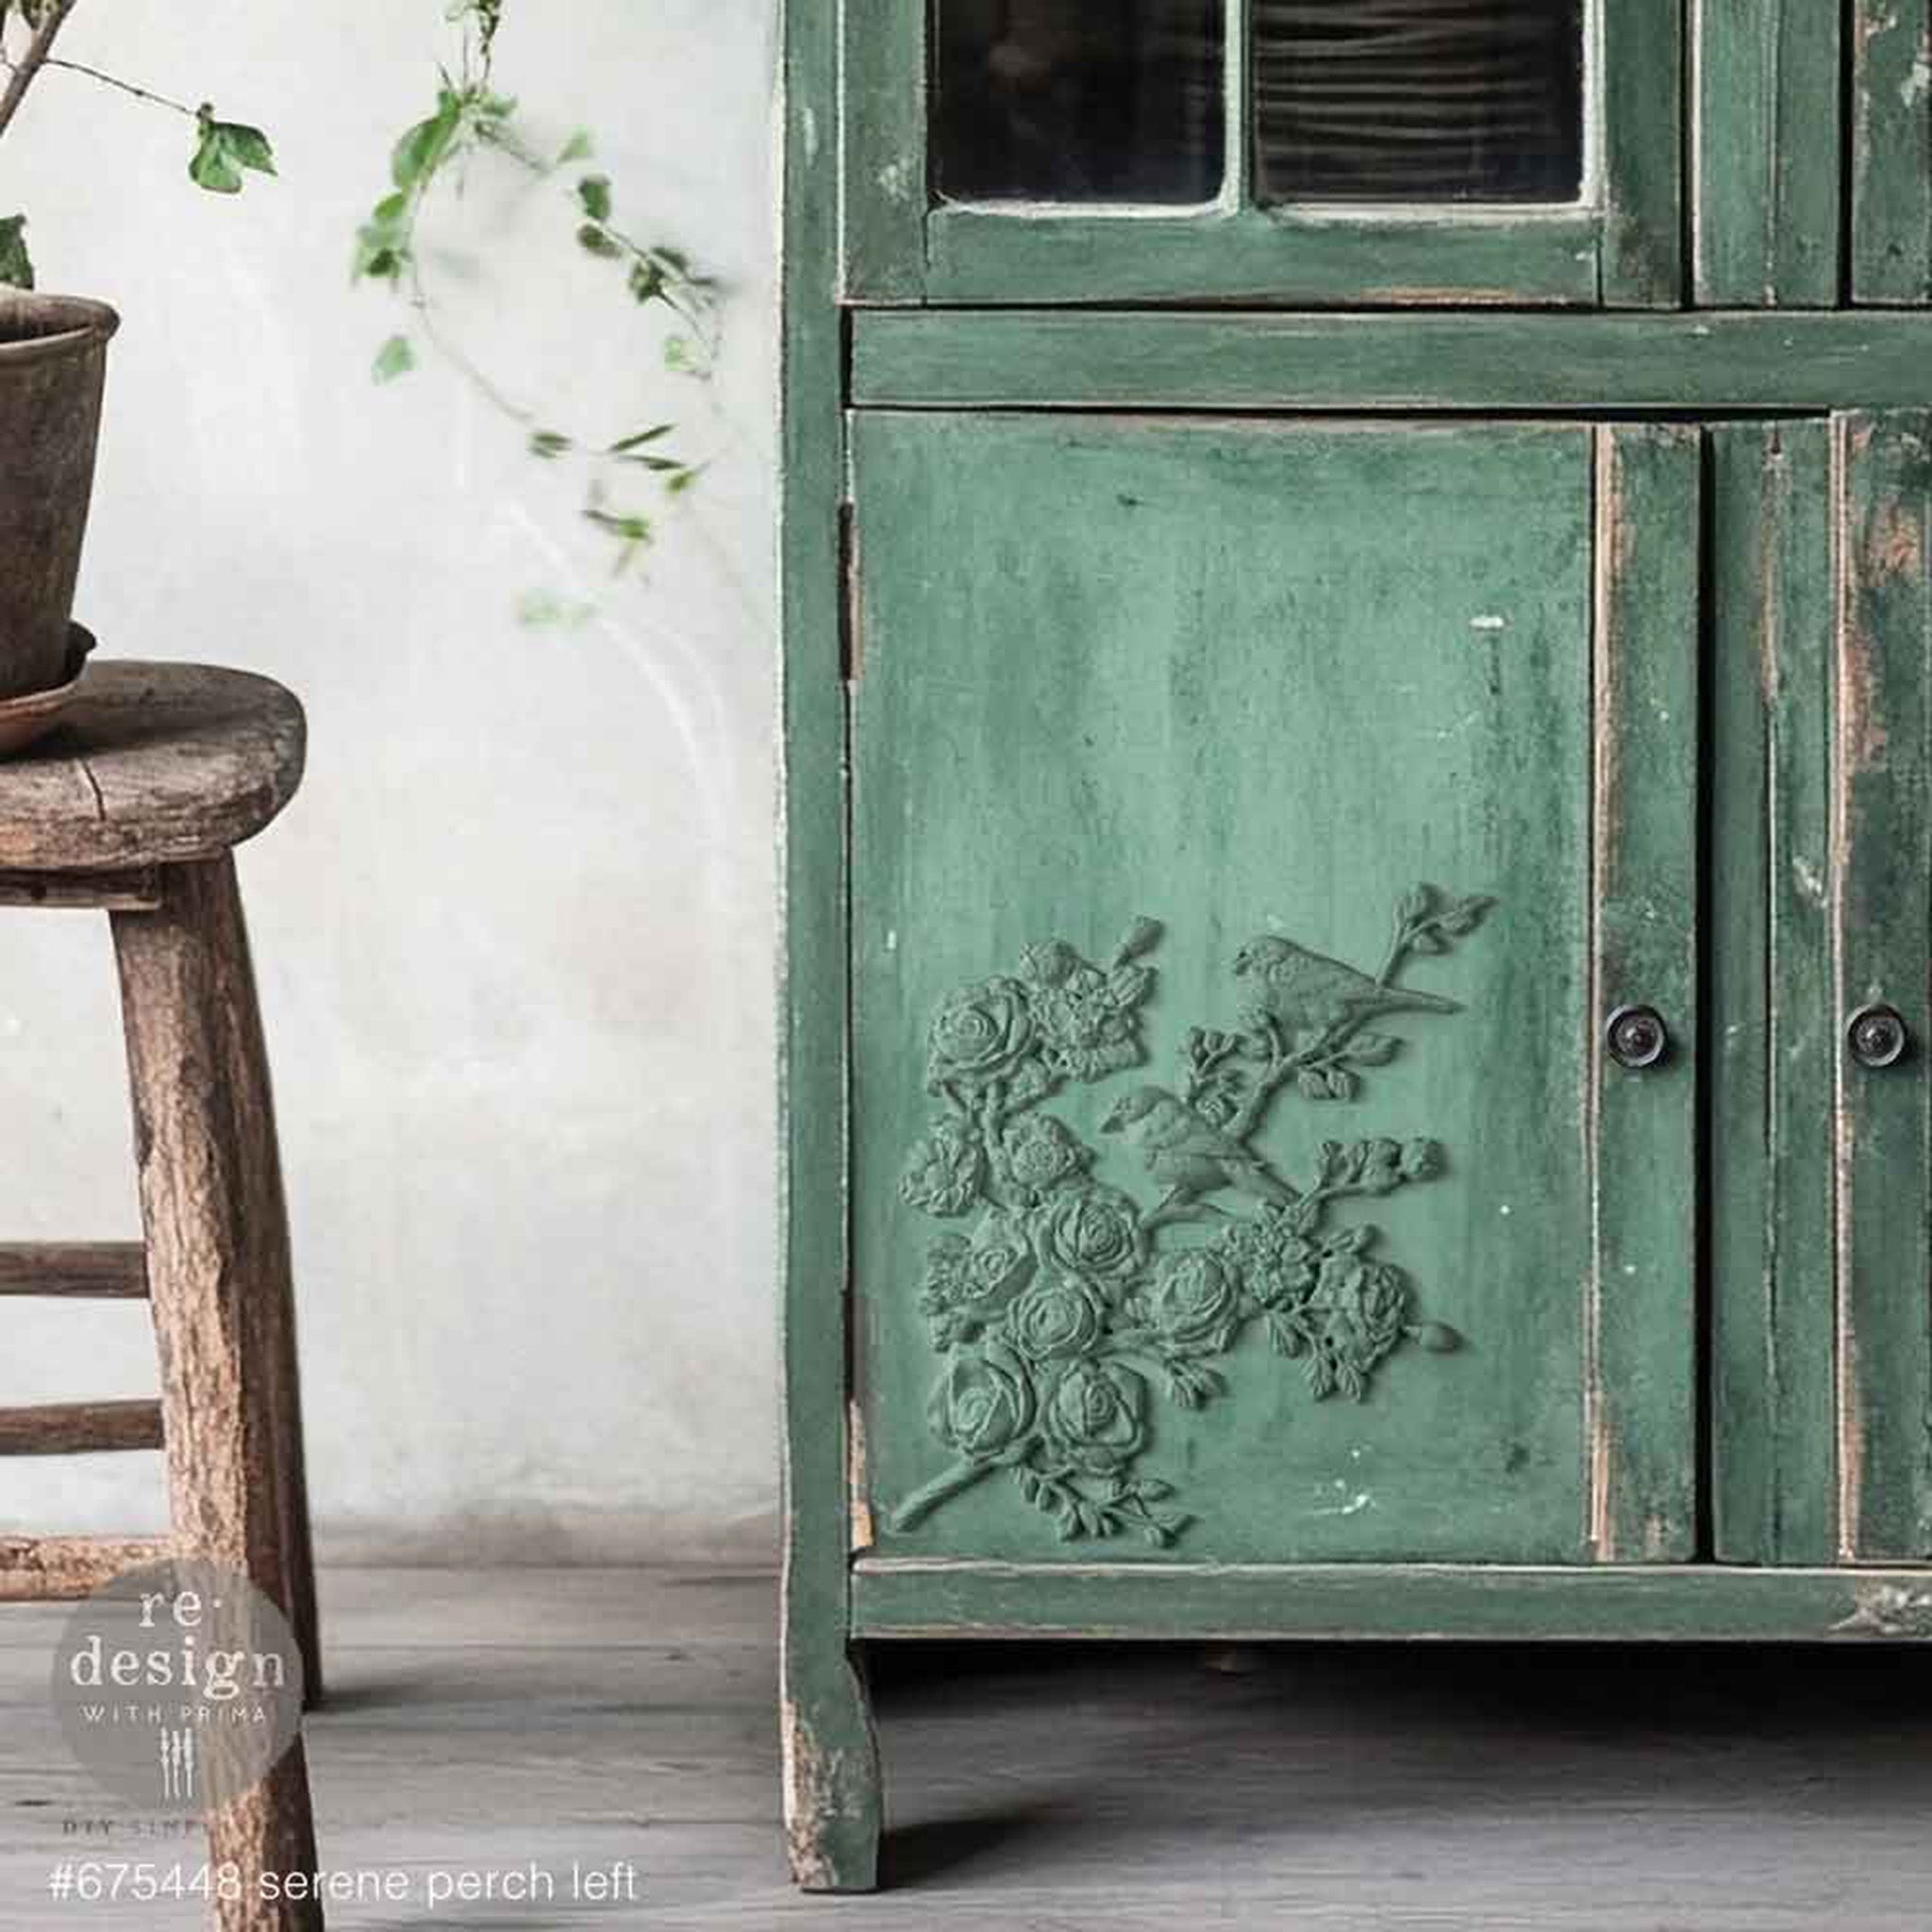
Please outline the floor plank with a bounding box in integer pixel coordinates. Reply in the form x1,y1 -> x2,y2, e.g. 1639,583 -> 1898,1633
1,1569 -> 1929,1926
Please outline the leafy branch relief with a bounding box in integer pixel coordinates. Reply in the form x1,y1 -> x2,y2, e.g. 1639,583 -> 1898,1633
891,886 -> 1495,1546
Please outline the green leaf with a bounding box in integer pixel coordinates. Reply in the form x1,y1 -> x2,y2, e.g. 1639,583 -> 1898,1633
372,334 -> 416,383
557,130 -> 594,165
391,91 -> 464,191
575,175 -> 612,223
190,110 -> 276,194
1439,892 -> 1498,937
353,219 -> 409,284
664,465 -> 701,496
222,123 -> 276,175
607,425 -> 673,454
584,502 -> 654,573
627,259 -> 665,303
527,429 -> 572,459
1342,1032 -> 1400,1066
575,223 -> 622,259
0,215 -> 31,291
585,506 -> 651,544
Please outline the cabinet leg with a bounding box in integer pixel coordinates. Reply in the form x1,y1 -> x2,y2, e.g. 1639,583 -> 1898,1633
112,858 -> 324,1925
782,1639 -> 882,1890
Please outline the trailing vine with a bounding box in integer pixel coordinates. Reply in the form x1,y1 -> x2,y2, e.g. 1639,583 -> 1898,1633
0,0 -> 714,578
352,0 -> 717,576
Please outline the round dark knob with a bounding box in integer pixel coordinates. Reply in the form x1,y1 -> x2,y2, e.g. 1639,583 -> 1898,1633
1606,1004 -> 1669,1071
1848,1003 -> 1909,1070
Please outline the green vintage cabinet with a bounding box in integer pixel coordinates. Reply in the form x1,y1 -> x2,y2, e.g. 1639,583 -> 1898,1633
782,2 -> 1932,1892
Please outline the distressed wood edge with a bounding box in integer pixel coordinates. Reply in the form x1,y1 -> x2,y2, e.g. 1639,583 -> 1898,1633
1587,425 -> 1702,1562
1829,408 -> 1932,1562
1707,422 -> 1777,1558
0,664 -> 307,874
851,311 -> 1932,412
0,1399 -> 163,1456
0,866 -> 160,909
1600,0 -> 1685,305
1707,422 -> 1840,1565
1831,409 -> 1858,1559
922,207 -> 1603,307
780,0 -> 882,1894
1691,0 -> 1842,305
839,0 -> 926,300
0,1241 -> 147,1297
850,1560 -> 1932,1642
0,1535 -> 175,1602
1850,0 -> 1932,304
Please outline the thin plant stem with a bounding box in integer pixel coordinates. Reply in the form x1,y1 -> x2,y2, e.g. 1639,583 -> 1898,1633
40,54 -> 193,117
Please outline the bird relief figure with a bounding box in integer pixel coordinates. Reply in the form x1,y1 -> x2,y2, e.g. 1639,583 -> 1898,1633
891,884 -> 1495,1546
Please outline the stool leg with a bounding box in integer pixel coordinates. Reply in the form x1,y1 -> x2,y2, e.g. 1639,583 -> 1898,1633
112,855 -> 323,1702
112,857 -> 323,1928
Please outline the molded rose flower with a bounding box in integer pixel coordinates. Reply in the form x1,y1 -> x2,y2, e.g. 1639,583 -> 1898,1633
1019,941 -> 1153,1082
1214,1204 -> 1318,1312
1005,1274 -> 1105,1363
925,976 -> 1035,1091
1400,1138 -> 1443,1182
1322,1257 -> 1410,1340
899,1116 -> 985,1216
1020,938 -> 1081,988
958,1208 -> 1035,1318
1000,1113 -> 1089,1195
1031,1184 -> 1146,1285
1141,1251 -> 1242,1357
928,1343 -> 1036,1463
1041,1358 -> 1146,1474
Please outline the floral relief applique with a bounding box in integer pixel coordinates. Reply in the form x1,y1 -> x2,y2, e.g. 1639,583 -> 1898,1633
890,887 -> 1495,1545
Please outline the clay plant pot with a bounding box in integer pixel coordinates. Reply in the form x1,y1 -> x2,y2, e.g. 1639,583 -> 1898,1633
0,293 -> 118,703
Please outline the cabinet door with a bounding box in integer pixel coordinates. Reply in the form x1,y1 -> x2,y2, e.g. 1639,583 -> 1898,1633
848,415 -> 1699,1565
844,1 -> 1681,306
1715,413 -> 1932,1565
1853,3 -> 1932,303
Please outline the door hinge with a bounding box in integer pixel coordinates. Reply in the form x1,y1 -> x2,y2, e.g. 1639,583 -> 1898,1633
838,500 -> 862,686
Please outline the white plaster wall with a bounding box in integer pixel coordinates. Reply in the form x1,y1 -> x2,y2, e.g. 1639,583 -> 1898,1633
0,0 -> 782,1561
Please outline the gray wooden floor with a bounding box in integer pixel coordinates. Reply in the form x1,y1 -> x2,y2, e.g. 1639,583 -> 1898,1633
4,1567 -> 1932,1927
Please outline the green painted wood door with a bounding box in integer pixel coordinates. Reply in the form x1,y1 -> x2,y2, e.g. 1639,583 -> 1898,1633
1715,413 -> 1932,1566
1852,1 -> 1932,303
848,414 -> 1699,1565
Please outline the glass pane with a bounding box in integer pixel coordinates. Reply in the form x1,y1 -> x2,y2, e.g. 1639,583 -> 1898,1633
1254,0 -> 1585,204
933,0 -> 1224,204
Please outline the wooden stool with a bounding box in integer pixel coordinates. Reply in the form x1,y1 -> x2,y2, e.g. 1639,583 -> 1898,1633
0,663 -> 322,1925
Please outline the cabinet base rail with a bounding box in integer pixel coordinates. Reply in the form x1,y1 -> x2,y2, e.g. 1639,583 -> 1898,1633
850,1560 -> 1932,1641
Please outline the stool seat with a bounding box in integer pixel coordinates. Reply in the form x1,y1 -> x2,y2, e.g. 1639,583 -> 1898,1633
0,660 -> 306,872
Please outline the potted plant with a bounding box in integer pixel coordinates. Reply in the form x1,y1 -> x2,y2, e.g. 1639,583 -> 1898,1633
0,0 -> 711,725
0,0 -> 275,712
